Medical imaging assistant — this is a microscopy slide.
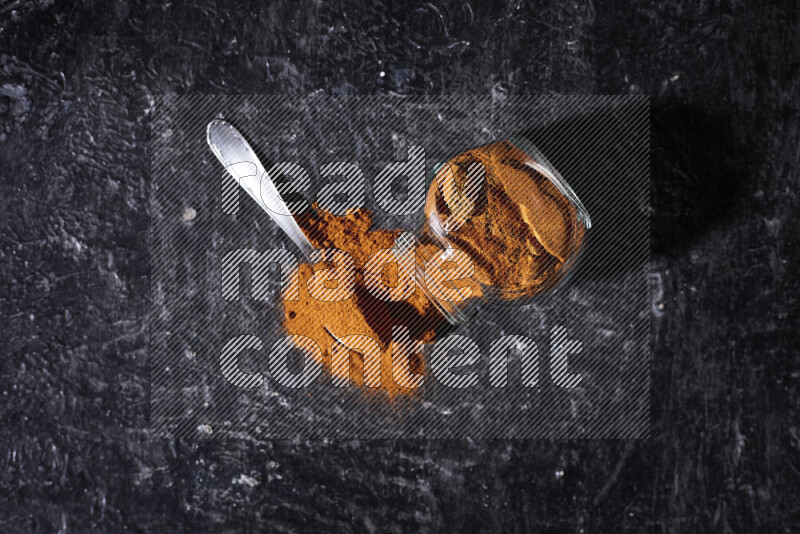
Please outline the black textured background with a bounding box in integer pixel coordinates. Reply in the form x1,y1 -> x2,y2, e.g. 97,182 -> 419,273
1,0 -> 798,532
151,96 -> 649,440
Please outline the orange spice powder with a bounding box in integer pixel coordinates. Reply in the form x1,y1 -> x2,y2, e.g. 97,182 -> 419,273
282,206 -> 446,399
282,140 -> 587,399
424,140 -> 586,300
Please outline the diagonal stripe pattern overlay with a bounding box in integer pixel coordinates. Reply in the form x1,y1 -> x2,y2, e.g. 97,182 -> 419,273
151,96 -> 650,439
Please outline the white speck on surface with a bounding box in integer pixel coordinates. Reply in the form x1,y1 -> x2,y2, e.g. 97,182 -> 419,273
62,234 -> 84,255
233,474 -> 259,487
763,217 -> 782,237
649,272 -> 665,318
597,328 -> 616,339
182,207 -> 197,221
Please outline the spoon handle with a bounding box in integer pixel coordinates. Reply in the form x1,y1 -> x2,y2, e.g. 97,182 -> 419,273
206,120 -> 316,260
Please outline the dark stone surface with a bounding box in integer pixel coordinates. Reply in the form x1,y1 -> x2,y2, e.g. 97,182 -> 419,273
1,0 -> 798,531
150,95 -> 649,440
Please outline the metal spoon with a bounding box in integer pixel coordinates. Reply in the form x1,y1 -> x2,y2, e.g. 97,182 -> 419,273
206,119 -> 316,260
208,120 -> 365,351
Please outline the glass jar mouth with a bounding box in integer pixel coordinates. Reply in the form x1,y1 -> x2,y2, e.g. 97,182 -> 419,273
508,136 -> 592,231
419,136 -> 593,323
429,136 -> 592,233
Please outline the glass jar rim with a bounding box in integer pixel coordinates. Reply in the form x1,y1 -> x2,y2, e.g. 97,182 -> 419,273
420,136 -> 593,323
508,136 -> 592,231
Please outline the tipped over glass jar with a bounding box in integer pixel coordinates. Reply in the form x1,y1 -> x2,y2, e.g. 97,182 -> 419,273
415,137 -> 592,324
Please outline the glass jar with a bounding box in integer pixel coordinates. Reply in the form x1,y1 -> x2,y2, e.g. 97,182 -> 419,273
414,137 -> 592,325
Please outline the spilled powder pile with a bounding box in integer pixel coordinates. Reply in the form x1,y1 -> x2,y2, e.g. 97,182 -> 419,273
282,207 -> 446,398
